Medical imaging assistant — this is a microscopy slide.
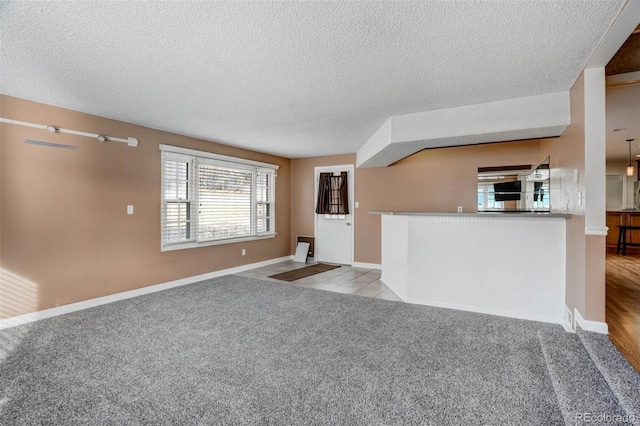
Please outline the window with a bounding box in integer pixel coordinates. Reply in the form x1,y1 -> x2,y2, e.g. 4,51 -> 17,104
160,145 -> 277,251
315,171 -> 349,219
477,183 -> 504,210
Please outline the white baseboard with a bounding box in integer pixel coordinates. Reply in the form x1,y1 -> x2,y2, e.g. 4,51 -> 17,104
405,298 -> 563,325
574,308 -> 609,334
352,262 -> 382,269
0,255 -> 293,330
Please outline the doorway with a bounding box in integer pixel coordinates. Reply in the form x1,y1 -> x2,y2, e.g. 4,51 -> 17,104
314,165 -> 355,265
604,22 -> 640,372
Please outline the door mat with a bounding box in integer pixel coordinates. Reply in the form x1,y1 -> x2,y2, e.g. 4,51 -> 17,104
268,263 -> 341,282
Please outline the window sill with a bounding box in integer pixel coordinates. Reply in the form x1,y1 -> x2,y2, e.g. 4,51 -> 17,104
161,233 -> 276,252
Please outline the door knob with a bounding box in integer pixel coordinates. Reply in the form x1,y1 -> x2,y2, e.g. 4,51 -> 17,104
346,222 -> 351,226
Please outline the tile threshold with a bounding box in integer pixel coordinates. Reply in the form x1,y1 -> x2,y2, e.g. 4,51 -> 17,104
241,261 -> 397,302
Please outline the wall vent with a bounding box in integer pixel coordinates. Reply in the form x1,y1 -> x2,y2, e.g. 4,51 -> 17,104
24,139 -> 78,150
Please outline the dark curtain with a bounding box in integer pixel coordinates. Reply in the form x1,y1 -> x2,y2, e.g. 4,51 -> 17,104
315,173 -> 332,214
315,171 -> 349,215
336,172 -> 349,214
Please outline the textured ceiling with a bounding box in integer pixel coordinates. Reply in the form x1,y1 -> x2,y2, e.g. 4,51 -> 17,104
606,33 -> 640,76
0,1 -> 626,159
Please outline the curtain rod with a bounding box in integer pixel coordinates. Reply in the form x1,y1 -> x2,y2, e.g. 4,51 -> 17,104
0,117 -> 139,147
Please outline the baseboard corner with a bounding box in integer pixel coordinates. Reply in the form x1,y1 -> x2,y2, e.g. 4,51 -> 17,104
574,308 -> 608,334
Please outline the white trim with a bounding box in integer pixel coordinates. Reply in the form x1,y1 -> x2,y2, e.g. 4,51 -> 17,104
159,144 -> 279,170
574,308 -> 609,334
405,297 -> 563,325
585,226 -> 609,236
0,255 -> 293,330
314,164 -> 356,266
352,262 -> 381,270
162,234 -> 276,252
586,0 -> 640,69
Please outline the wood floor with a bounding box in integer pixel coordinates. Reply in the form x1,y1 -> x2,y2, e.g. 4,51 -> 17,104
606,252 -> 640,373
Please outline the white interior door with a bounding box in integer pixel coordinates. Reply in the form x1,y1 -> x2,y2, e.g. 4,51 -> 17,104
315,165 -> 354,265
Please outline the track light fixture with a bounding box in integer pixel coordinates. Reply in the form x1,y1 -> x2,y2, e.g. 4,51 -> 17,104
0,118 -> 138,147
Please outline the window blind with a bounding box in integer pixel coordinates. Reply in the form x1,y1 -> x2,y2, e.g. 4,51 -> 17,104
162,157 -> 194,246
197,163 -> 252,241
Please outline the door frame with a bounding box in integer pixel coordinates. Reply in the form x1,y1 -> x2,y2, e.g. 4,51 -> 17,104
314,164 -> 355,266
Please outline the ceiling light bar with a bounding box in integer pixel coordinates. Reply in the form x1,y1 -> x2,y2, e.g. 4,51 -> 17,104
0,117 -> 139,147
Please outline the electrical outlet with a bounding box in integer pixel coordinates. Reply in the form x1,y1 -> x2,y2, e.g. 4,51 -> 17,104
242,248 -> 246,256
457,206 -> 463,213
127,205 -> 134,215
564,306 -> 574,332
355,201 -> 360,208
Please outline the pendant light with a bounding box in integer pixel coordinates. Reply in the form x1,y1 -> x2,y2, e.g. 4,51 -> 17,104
627,139 -> 635,177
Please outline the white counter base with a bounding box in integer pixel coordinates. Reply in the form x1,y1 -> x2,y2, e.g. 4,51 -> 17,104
380,214 -> 567,324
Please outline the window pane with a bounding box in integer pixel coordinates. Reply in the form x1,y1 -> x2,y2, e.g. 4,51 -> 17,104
198,165 -> 252,240
165,199 -> 191,243
164,159 -> 189,200
166,222 -> 189,243
256,171 -> 271,203
257,217 -> 267,234
166,202 -> 191,222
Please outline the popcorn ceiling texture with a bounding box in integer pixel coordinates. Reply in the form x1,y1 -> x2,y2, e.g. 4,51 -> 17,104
0,1 -> 625,158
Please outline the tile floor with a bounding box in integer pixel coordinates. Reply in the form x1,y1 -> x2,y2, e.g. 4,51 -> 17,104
236,260 -> 401,301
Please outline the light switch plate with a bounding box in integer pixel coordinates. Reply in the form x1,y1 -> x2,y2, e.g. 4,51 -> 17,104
127,205 -> 134,215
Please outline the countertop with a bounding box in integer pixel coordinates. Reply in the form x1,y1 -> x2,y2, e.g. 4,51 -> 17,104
368,210 -> 571,219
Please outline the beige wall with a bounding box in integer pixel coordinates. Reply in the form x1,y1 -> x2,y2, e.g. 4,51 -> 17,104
539,73 -> 587,319
291,140 -> 544,264
607,159 -> 637,208
290,154 -> 356,254
2,85 -> 604,323
0,95 -> 291,319
585,235 -> 606,321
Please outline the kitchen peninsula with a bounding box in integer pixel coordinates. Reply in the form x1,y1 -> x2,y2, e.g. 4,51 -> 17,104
371,211 -> 571,325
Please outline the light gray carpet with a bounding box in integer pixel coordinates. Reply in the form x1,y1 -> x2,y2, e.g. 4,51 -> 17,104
537,329 -> 627,425
1,276 -> 566,425
578,328 -> 640,421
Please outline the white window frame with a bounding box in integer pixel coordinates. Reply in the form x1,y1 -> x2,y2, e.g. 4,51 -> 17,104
160,144 -> 278,251
477,183 -> 504,211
